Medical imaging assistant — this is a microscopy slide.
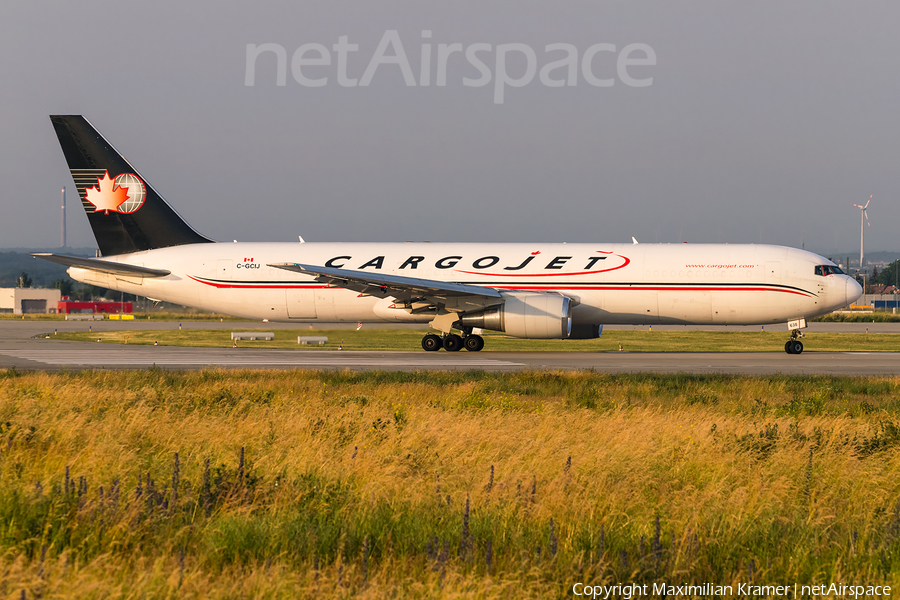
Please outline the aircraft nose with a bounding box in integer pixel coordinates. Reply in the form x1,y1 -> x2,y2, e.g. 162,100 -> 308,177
846,277 -> 862,306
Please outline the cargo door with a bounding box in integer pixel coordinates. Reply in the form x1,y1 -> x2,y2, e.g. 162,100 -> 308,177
315,288 -> 337,320
286,289 -> 318,319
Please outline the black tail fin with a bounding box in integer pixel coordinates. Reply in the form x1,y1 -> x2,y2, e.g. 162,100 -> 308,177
50,115 -> 214,256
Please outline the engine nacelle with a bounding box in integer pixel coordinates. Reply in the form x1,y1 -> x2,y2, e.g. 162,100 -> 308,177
458,292 -> 572,339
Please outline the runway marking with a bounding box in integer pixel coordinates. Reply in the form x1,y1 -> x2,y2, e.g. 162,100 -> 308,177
0,350 -> 522,368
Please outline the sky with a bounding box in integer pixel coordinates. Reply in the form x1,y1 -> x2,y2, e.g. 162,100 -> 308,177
1,1 -> 898,256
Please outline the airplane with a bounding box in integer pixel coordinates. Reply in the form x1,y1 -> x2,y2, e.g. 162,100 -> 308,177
36,115 -> 862,354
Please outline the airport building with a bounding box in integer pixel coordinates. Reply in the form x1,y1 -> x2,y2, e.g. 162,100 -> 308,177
0,288 -> 62,314
57,300 -> 132,315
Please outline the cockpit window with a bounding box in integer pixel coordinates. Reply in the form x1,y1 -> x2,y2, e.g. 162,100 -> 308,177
815,265 -> 843,276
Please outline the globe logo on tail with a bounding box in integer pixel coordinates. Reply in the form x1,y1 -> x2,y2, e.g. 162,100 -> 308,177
84,171 -> 146,214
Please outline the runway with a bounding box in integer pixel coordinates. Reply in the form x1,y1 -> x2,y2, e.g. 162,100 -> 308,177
0,347 -> 522,370
0,320 -> 898,374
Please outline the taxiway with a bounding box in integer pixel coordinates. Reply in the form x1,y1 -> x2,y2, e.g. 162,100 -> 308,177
0,320 -> 896,374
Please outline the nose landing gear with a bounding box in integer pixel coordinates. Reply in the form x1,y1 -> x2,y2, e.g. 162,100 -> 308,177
784,338 -> 804,354
784,318 -> 807,355
784,329 -> 804,354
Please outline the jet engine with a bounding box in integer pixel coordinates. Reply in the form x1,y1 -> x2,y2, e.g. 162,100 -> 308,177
458,292 -> 572,339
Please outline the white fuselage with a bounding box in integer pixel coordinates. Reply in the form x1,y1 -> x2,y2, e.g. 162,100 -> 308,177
68,242 -> 860,327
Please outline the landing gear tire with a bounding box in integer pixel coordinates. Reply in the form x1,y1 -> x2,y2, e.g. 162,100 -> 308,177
422,334 -> 442,352
785,324 -> 805,355
443,334 -> 463,352
785,340 -> 803,355
464,334 -> 485,352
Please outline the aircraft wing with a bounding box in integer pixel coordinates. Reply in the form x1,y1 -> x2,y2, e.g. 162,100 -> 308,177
268,262 -> 502,303
32,253 -> 171,277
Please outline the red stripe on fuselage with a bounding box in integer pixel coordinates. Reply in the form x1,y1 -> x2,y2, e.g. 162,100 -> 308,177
491,286 -> 814,297
188,275 -> 814,297
188,275 -> 329,289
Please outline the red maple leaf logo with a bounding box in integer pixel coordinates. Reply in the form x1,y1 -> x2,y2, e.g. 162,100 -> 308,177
85,171 -> 130,214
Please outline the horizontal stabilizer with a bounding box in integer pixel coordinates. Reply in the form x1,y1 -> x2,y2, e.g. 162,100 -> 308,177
32,253 -> 171,277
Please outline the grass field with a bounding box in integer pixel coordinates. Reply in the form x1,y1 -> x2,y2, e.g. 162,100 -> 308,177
53,326 -> 900,353
0,369 -> 897,597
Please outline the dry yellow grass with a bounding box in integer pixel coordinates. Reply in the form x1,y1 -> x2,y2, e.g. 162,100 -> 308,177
0,369 -> 896,598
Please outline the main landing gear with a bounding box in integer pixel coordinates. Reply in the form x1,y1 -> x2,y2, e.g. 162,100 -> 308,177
421,334 -> 442,351
421,332 -> 484,352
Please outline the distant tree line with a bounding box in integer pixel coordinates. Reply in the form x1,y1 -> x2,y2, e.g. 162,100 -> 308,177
872,260 -> 900,287
0,251 -> 83,288
0,249 -> 138,302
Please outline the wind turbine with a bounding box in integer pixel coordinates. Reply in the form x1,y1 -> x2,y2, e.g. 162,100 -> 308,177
852,194 -> 872,274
